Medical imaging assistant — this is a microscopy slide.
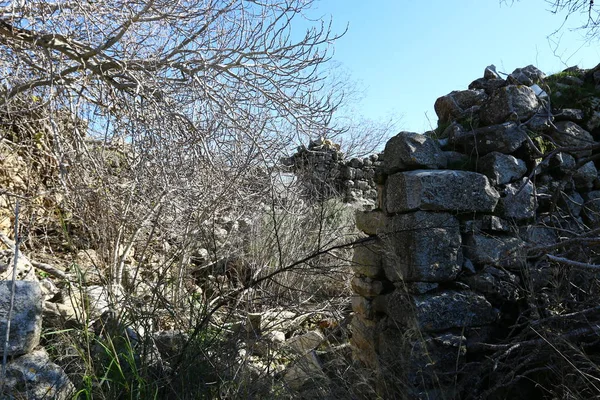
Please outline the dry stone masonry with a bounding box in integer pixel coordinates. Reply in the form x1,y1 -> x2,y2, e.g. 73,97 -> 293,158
283,138 -> 382,207
350,64 -> 600,398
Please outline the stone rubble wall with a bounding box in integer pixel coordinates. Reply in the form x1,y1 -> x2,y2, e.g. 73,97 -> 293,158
350,64 -> 600,398
283,139 -> 383,206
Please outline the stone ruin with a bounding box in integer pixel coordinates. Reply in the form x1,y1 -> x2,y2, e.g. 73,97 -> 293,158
282,138 -> 382,207
349,64 -> 600,398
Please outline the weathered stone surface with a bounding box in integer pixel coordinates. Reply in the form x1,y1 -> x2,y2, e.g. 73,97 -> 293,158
480,85 -> 539,126
383,131 -> 447,174
352,240 -> 384,278
286,330 -> 325,354
0,249 -> 36,281
510,65 -> 546,85
484,64 -> 500,80
434,89 -> 488,124
0,280 -> 42,356
560,191 -> 585,217
464,234 -> 525,267
478,152 -> 527,185
352,295 -> 373,319
520,225 -> 558,249
461,266 -> 521,302
502,179 -> 537,219
405,282 -> 439,294
583,191 -> 600,227
448,122 -> 528,155
468,78 -> 507,95
355,210 -> 386,235
351,275 -> 384,298
379,327 -> 466,388
552,121 -> 595,156
383,212 -> 461,282
385,290 -> 498,331
3,349 -> 74,400
574,161 -> 598,190
555,108 -> 585,122
444,150 -> 473,170
385,170 -> 499,213
463,216 -> 511,234
283,351 -> 327,391
350,316 -> 378,369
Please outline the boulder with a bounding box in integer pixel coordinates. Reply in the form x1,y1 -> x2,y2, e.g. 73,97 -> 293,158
583,191 -> 600,227
478,152 -> 527,185
385,170 -> 499,213
480,85 -> 539,126
383,131 -> 447,174
2,349 -> 74,399
448,122 -> 528,155
434,89 -> 488,124
551,121 -> 595,157
383,212 -> 462,282
510,65 -> 546,85
0,280 -> 42,356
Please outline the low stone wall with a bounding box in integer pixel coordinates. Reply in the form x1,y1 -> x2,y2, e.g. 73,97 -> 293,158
283,139 -> 382,206
350,64 -> 600,398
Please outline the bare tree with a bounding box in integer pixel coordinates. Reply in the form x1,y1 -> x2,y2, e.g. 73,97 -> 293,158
504,1 -> 600,39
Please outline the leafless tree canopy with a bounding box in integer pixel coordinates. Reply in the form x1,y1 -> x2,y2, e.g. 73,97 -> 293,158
504,1 -> 600,39
0,0 -> 347,162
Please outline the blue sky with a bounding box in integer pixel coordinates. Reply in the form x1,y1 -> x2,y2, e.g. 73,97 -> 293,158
306,0 -> 600,133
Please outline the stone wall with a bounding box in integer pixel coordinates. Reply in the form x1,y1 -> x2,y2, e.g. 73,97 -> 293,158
350,64 -> 600,398
283,138 -> 382,207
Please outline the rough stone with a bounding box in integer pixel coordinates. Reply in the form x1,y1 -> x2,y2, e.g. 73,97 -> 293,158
583,191 -> 600,227
379,328 -> 466,388
555,108 -> 585,122
383,131 -> 447,174
464,234 -> 525,267
468,77 -> 507,95
448,122 -> 528,155
350,316 -> 378,369
385,170 -> 499,213
484,64 -> 500,80
552,121 -> 595,157
352,295 -> 373,319
286,330 -> 325,354
0,280 -> 42,356
480,85 -> 539,126
560,191 -> 585,217
434,89 -> 488,124
351,275 -> 384,298
461,266 -> 521,302
478,152 -> 527,185
574,161 -> 598,190
385,290 -> 498,331
502,179 -> 537,219
383,212 -> 462,282
2,349 -> 74,399
355,210 -> 386,235
352,240 -> 384,278
510,65 -> 546,85
405,282 -> 439,294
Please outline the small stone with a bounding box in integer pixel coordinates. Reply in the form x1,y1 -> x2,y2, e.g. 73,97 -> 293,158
478,152 -> 527,185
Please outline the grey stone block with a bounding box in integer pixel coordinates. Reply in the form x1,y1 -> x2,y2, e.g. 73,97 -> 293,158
383,212 -> 462,282
0,280 -> 42,356
385,170 -> 499,213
